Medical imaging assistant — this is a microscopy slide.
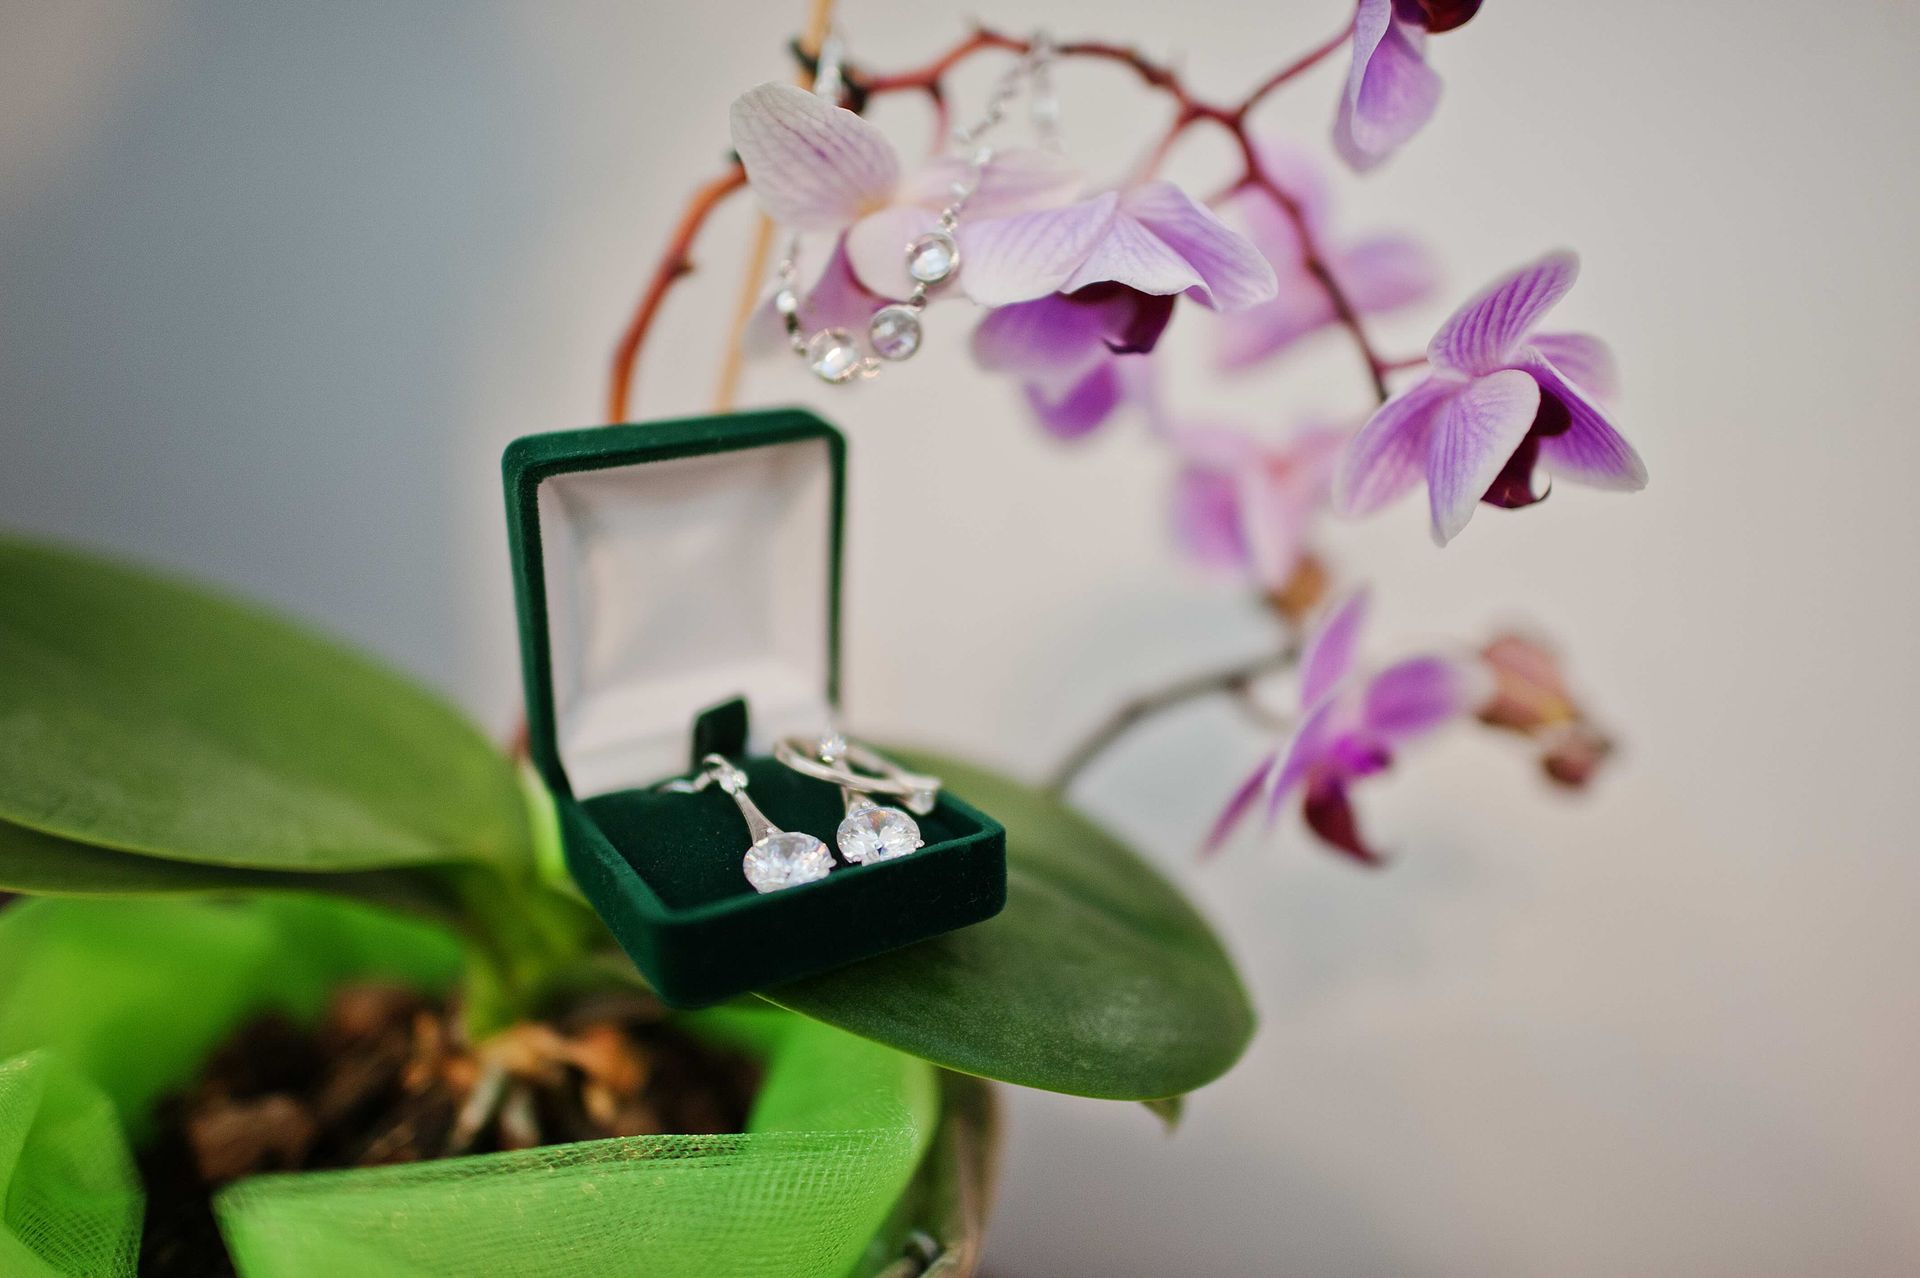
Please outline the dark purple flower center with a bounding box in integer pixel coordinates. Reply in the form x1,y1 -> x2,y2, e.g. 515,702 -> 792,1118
1303,778 -> 1384,865
1392,0 -> 1483,33
1481,385 -> 1570,510
1066,283 -> 1178,356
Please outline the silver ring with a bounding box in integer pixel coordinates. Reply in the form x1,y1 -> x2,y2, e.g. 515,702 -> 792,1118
662,754 -> 832,893
772,736 -> 943,815
775,734 -> 934,864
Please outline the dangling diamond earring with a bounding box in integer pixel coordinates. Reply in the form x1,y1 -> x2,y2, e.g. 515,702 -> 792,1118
662,754 -> 834,893
812,732 -> 925,865
773,734 -> 937,864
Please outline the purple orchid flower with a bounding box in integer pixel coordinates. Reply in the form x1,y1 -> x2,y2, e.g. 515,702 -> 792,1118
1333,0 -> 1482,171
970,285 -> 1175,439
1204,590 -> 1482,864
961,181 -> 1276,434
957,181 -> 1278,312
729,82 -> 1084,297
1217,137 -> 1438,369
1335,250 -> 1646,545
1169,421 -> 1347,589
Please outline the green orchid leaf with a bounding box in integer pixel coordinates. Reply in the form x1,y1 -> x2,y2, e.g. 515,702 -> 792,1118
764,752 -> 1255,1101
0,817 -> 469,927
0,536 -> 528,875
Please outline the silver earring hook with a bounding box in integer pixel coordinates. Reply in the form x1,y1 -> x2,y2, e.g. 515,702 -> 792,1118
660,754 -> 834,893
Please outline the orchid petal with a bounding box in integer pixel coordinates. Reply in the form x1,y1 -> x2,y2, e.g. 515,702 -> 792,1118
1335,377 -> 1455,516
1237,428 -> 1345,589
1201,751 -> 1278,856
1214,276 -> 1333,370
1171,462 -> 1250,569
1025,362 -> 1128,440
844,204 -> 937,299
1340,234 -> 1441,315
1235,470 -> 1311,589
1284,425 -> 1354,488
970,293 -> 1107,382
1061,203 -> 1210,299
743,238 -> 879,356
1427,369 -> 1542,544
1302,776 -> 1385,865
1334,0 -> 1441,172
1217,236 -> 1435,371
1363,655 -> 1480,742
1096,287 -> 1179,354
1269,699 -> 1338,822
804,237 -> 888,328
1106,183 -> 1279,311
1524,355 -> 1649,492
1429,250 -> 1579,375
901,146 -> 1085,219
957,193 -> 1121,306
1301,589 -> 1370,709
973,287 -> 1173,394
1529,331 -> 1619,402
729,82 -> 900,232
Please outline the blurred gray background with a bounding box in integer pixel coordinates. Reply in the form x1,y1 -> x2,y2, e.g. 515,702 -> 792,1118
4,2 -> 1918,1273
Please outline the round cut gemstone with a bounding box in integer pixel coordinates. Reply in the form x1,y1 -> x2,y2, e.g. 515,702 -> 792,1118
806,329 -> 863,383
868,305 -> 923,360
837,803 -> 923,864
906,231 -> 958,284
743,831 -> 833,892
904,788 -> 938,816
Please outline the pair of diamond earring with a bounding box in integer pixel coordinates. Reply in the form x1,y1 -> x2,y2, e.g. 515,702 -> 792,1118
665,737 -> 941,894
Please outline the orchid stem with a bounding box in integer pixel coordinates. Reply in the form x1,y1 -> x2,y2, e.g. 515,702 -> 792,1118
1044,643 -> 1300,797
606,166 -> 747,423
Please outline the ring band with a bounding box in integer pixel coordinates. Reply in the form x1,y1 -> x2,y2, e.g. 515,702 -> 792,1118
771,738 -> 942,815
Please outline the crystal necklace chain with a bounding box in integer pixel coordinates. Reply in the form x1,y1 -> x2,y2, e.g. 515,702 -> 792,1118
777,32 -> 1059,384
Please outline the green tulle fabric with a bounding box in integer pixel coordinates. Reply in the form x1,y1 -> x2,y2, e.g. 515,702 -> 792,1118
0,895 -> 936,1277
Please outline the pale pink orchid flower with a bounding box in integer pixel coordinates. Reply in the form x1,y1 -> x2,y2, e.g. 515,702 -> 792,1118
1168,422 -> 1348,590
728,81 -> 1085,300
1216,138 -> 1438,370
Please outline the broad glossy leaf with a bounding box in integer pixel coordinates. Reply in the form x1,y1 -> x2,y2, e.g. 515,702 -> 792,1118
766,752 -> 1255,1101
0,536 -> 528,874
0,817 -> 467,926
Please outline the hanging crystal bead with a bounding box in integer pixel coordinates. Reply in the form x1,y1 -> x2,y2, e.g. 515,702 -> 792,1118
906,231 -> 958,285
868,305 -> 923,361
805,329 -> 863,383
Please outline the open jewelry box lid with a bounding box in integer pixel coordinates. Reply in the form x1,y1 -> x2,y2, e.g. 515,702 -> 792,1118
502,409 -> 1006,1008
505,410 -> 843,801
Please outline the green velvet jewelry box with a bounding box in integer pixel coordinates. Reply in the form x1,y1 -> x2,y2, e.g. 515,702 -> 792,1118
503,409 -> 1007,1007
